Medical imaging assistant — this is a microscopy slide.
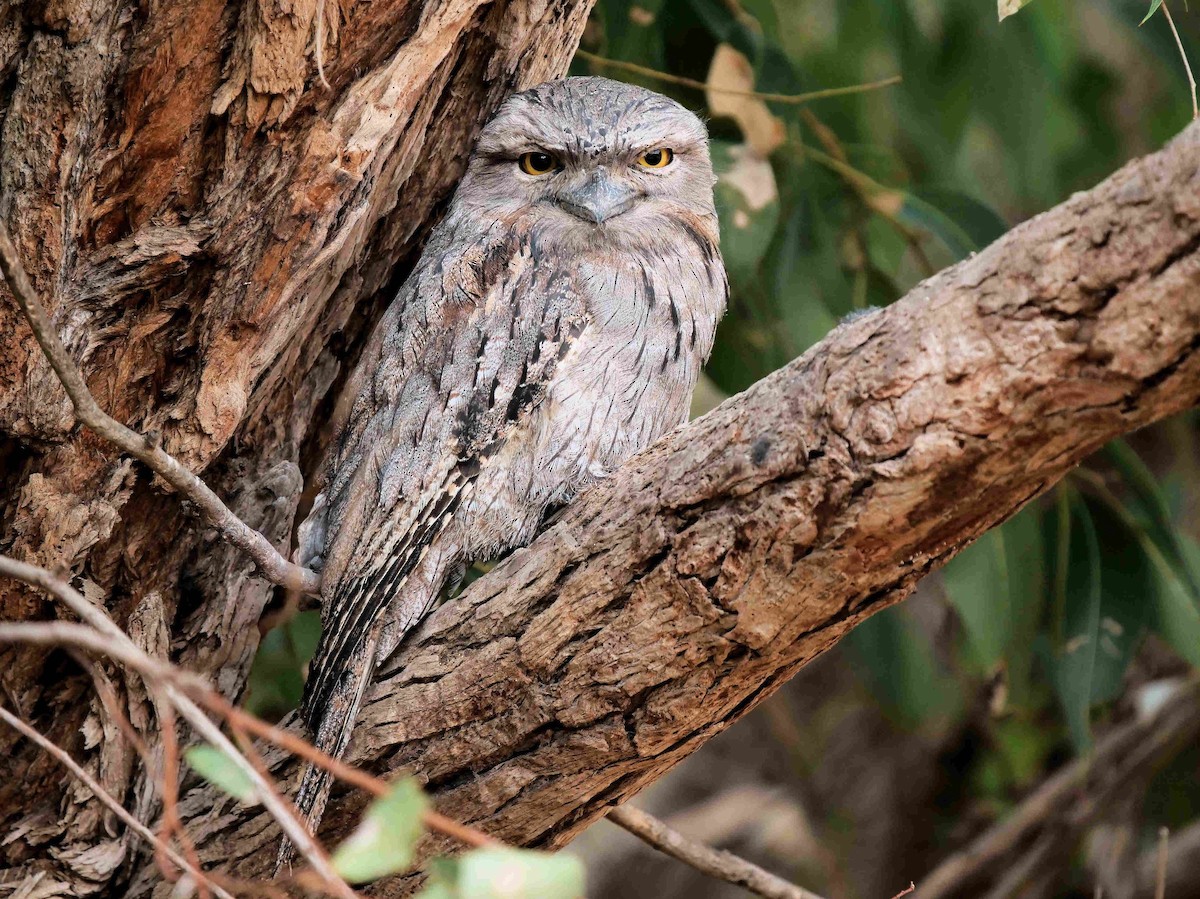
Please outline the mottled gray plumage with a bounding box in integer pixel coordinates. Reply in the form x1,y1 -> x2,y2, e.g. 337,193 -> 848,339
285,76 -> 727,857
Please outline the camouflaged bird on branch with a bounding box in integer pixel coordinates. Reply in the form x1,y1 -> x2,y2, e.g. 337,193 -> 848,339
283,76 -> 728,863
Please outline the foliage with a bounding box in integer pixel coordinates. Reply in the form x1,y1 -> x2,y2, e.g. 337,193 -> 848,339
190,759 -> 585,895
185,745 -> 257,804
332,777 -> 429,883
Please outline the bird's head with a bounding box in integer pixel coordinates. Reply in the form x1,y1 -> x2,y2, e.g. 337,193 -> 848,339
460,77 -> 716,248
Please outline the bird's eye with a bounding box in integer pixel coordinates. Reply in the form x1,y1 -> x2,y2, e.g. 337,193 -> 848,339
518,151 -> 559,176
637,148 -> 674,169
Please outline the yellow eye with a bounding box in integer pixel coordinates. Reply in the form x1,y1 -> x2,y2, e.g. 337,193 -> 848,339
519,151 -> 559,176
637,148 -> 674,169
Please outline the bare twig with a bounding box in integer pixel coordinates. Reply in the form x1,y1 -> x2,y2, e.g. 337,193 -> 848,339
1160,0 -> 1199,120
0,704 -> 237,899
917,680 -> 1200,899
209,695 -> 496,848
575,50 -> 901,105
891,884 -> 916,899
0,555 -> 353,898
607,804 -> 826,899
0,226 -> 321,596
0,562 -> 497,852
156,698 -> 210,899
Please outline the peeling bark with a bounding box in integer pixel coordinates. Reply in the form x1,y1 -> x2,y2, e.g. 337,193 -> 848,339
153,125 -> 1200,894
0,0 -> 594,894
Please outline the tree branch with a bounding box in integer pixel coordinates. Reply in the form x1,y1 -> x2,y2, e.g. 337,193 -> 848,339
0,226 -> 321,597
916,680 -> 1200,898
134,123 -> 1200,894
606,804 -> 825,899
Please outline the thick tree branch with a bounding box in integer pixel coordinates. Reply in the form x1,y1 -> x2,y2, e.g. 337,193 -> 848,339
134,124 -> 1200,895
0,0 -> 597,893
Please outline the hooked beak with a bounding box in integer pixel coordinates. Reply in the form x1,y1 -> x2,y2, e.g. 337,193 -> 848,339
555,171 -> 639,224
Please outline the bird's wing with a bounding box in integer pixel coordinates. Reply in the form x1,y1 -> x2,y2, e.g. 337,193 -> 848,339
302,220 -> 588,721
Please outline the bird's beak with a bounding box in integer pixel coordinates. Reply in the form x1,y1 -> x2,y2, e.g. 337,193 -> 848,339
555,171 -> 639,223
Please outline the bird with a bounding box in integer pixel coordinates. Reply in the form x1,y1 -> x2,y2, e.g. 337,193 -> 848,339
283,75 -> 727,863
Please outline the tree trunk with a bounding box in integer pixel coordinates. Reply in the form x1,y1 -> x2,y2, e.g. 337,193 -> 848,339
0,0 -> 592,895
1,4 -> 1199,898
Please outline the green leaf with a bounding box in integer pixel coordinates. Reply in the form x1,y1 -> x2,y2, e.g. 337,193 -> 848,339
910,188 -> 1009,251
942,506 -> 1045,707
244,610 -> 321,718
1103,439 -> 1200,600
417,858 -> 463,899
454,849 -> 585,899
185,745 -> 257,804
1051,491 -> 1103,750
331,778 -> 429,884
844,604 -> 963,729
894,192 -> 979,261
1140,0 -> 1164,25
1078,463 -> 1200,669
999,0 -> 1038,21
1142,540 -> 1200,668
1051,489 -> 1164,750
944,529 -> 1012,668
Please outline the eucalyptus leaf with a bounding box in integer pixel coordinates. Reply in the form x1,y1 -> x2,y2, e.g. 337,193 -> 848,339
184,745 -> 257,805
844,603 -> 963,729
1141,0 -> 1164,25
942,506 -> 1045,707
331,778 -> 429,884
1103,439 -> 1200,600
1051,491 -> 1103,750
454,849 -> 585,899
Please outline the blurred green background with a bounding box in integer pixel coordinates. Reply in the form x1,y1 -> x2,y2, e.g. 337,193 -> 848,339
248,2 -> 1200,895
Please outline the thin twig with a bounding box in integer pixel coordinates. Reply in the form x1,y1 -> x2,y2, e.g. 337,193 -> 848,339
1161,0 -> 1199,121
890,883 -> 916,899
0,556 -> 354,898
156,697 -> 210,899
575,50 -> 901,105
0,704 -> 238,899
0,572 -> 497,851
164,668 -> 495,848
1155,826 -> 1169,899
918,679 -> 1200,899
607,804 -> 826,899
0,226 -> 320,596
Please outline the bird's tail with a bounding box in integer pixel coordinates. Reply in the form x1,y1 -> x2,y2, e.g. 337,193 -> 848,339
273,629 -> 379,877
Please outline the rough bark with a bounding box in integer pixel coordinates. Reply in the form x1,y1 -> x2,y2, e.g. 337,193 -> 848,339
0,0 -> 593,895
0,1 -> 1199,894
150,123 -> 1200,895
